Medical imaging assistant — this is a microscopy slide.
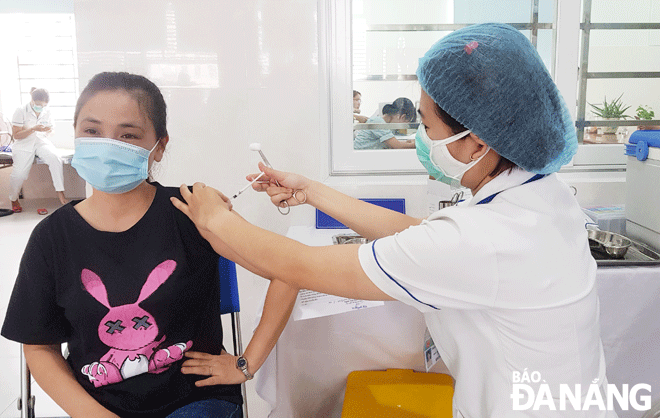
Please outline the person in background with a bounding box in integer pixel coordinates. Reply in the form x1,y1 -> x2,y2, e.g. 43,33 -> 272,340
9,87 -> 67,212
353,97 -> 416,149
171,23 -> 614,417
2,72 -> 298,418
352,90 -> 368,123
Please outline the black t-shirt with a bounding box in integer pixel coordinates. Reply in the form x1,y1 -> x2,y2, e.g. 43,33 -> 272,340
2,182 -> 242,417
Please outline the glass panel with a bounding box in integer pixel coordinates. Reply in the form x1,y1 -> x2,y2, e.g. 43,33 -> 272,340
591,0 -> 656,23
586,78 -> 660,121
355,31 -> 450,78
537,29 -> 554,73
454,0 -> 533,24
18,50 -> 74,65
336,0 -> 563,172
18,35 -> 75,51
355,0 -> 454,25
538,0 -> 555,23
19,64 -> 75,79
587,30 -> 660,72
20,78 -> 76,93
352,80 -> 420,121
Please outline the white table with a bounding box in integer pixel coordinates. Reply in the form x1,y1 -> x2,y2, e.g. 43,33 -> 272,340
597,265 -> 660,418
255,226 -> 660,418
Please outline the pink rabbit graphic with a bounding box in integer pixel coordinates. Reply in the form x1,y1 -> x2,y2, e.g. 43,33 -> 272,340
80,260 -> 192,387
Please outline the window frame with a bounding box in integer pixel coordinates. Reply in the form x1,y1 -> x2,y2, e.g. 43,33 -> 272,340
322,0 -> 624,177
0,13 -> 79,124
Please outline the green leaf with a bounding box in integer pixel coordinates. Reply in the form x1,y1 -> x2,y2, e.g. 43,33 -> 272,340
588,94 -> 631,119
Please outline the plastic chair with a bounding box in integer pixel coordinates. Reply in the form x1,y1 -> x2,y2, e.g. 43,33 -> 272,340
17,257 -> 248,418
341,369 -> 454,418
218,256 -> 249,418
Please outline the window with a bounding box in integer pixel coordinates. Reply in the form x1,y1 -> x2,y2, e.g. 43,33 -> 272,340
16,14 -> 78,122
323,0 -> 639,176
573,0 -> 660,168
0,12 -> 79,147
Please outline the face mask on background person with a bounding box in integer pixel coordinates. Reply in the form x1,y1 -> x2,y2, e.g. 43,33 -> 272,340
32,104 -> 43,113
71,137 -> 160,194
415,123 -> 489,183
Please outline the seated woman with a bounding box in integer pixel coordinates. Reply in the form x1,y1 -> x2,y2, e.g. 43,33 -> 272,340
1,72 -> 298,418
353,97 -> 416,150
352,90 -> 368,123
9,87 -> 67,212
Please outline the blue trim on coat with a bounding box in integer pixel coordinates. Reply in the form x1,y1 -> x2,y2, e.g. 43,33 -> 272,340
370,240 -> 440,310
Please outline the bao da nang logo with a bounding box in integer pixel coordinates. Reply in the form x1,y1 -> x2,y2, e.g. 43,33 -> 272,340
510,369 -> 652,412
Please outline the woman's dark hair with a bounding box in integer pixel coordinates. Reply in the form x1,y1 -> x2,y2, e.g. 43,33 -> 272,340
353,90 -> 361,98
433,102 -> 517,177
30,87 -> 49,103
74,72 -> 168,139
382,97 -> 416,123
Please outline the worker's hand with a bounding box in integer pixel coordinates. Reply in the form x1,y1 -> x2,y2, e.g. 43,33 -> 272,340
247,162 -> 311,209
171,183 -> 232,231
181,351 -> 249,386
33,124 -> 48,132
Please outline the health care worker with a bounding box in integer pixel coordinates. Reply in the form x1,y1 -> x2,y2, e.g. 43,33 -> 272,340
10,87 -> 67,212
172,23 -> 614,417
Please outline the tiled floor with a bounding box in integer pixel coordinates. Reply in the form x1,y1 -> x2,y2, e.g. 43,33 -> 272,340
0,198 -> 69,418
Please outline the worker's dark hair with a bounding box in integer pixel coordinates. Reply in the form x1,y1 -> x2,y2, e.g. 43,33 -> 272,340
74,72 -> 168,139
30,87 -> 49,103
383,97 -> 416,123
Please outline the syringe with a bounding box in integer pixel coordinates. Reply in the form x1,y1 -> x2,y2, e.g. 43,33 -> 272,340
230,171 -> 265,201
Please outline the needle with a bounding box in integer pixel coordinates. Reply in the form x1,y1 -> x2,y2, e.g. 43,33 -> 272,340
230,172 -> 265,200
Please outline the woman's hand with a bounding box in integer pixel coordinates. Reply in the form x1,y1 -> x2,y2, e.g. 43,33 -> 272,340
180,351 -> 249,386
171,183 -> 232,231
247,162 -> 312,209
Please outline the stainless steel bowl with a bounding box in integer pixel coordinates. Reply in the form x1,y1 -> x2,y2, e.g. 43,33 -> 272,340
588,229 -> 632,259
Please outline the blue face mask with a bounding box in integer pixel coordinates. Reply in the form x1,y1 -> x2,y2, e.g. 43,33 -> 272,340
71,137 -> 159,194
32,104 -> 43,113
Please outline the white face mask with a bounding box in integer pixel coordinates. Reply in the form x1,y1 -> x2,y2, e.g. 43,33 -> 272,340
417,123 -> 490,181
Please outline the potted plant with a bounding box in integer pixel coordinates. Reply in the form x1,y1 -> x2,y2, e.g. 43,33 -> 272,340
635,105 -> 660,130
588,94 -> 631,135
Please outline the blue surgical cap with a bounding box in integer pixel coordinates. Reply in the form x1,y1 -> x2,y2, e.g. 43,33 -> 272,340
416,23 -> 577,174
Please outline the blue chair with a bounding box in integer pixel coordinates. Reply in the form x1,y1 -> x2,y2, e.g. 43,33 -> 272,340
17,257 -> 248,418
218,256 -> 249,418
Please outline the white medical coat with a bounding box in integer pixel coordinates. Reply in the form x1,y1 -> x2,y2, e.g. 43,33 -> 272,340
358,169 -> 615,417
11,103 -> 53,152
